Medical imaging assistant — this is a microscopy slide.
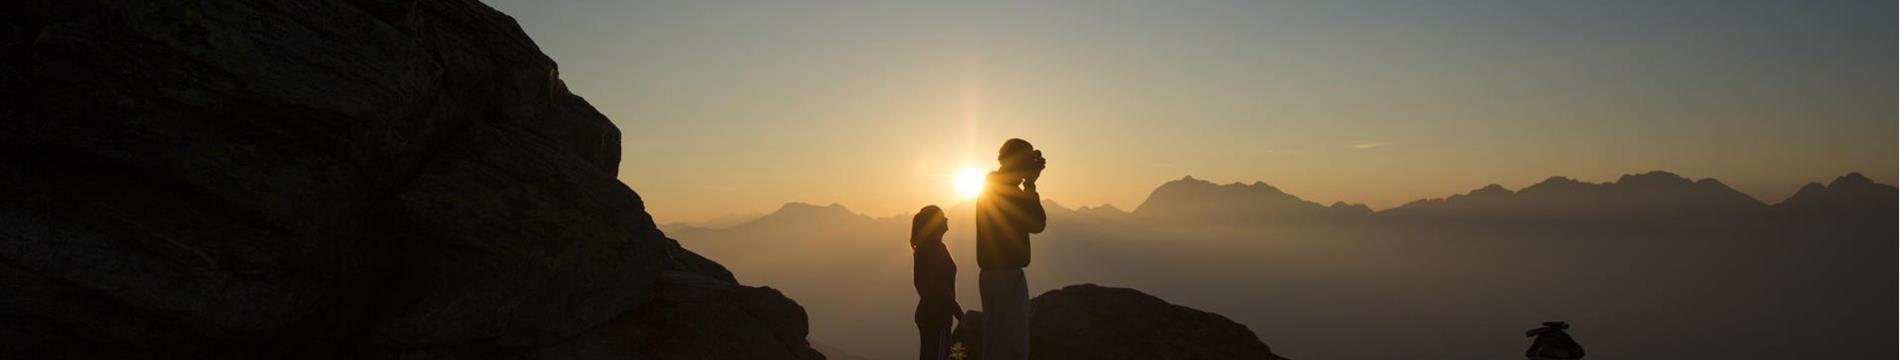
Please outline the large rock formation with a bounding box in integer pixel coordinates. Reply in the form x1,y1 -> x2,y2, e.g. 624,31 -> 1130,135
950,284 -> 1290,360
0,0 -> 819,358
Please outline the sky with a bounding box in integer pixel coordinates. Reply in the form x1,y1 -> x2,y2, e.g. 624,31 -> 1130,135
484,0 -> 1895,224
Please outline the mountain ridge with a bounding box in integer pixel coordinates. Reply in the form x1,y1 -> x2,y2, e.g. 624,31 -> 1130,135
671,170 -> 1895,360
703,171 -> 1892,227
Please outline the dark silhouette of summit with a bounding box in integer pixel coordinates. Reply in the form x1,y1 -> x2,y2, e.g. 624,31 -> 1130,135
1383,171 -> 1766,224
1071,203 -> 1135,221
1132,176 -> 1371,224
751,202 -> 879,228
1777,173 -> 1898,214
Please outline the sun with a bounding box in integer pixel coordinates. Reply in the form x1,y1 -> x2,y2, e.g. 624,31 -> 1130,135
953,167 -> 987,199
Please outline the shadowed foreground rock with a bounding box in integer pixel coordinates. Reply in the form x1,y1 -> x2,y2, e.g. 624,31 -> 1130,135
0,0 -> 819,358
952,284 -> 1289,360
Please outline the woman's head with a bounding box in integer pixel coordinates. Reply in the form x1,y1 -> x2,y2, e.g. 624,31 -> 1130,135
910,205 -> 948,249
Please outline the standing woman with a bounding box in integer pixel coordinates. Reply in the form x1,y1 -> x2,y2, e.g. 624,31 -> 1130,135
912,205 -> 963,360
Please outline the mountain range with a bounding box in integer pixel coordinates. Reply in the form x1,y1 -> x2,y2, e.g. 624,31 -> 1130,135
670,170 -> 1895,360
672,171 -> 1893,230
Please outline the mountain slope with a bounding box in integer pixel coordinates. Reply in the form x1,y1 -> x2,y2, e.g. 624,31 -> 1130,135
1132,176 -> 1368,224
1383,171 -> 1769,224
1776,173 -> 1898,214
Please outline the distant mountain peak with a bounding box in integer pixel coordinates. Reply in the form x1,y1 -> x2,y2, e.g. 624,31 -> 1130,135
1541,176 -> 1580,184
777,202 -> 851,213
1072,203 -> 1133,219
1473,184 -> 1513,195
1135,176 -> 1326,218
1830,172 -> 1875,188
1389,171 -> 1774,218
1617,170 -> 1693,187
757,202 -> 867,224
1778,172 -> 1896,211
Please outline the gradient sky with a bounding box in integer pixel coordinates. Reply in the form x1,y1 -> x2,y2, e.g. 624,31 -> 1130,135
485,0 -> 1895,223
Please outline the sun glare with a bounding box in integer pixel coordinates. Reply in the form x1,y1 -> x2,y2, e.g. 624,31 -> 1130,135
953,167 -> 986,199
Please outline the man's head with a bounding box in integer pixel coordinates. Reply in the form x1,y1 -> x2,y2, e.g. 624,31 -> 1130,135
997,138 -> 1037,171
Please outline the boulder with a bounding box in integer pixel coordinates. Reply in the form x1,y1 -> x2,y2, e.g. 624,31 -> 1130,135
950,284 -> 1289,360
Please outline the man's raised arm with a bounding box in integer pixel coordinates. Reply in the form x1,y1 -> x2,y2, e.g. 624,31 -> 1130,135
1015,186 -> 1046,234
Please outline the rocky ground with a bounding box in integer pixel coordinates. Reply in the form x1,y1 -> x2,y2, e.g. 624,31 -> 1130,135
953,284 -> 1291,360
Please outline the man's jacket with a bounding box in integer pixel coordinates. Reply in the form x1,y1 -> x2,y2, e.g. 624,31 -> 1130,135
976,172 -> 1046,270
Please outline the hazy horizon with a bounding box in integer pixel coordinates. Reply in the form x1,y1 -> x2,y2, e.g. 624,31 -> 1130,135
661,170 -> 1887,225
486,0 -> 1896,223
667,168 -> 1895,360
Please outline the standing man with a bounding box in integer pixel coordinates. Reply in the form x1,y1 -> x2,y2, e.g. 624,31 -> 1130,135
976,138 -> 1047,360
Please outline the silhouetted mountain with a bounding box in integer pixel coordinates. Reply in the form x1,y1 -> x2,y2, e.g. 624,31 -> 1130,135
1326,201 -> 1375,216
751,202 -> 879,227
669,202 -> 895,244
949,284 -> 1290,360
1073,203 -> 1134,221
1777,173 -> 1898,214
659,212 -> 767,233
0,1 -> 819,358
1384,171 -> 1768,225
1133,176 -> 1364,224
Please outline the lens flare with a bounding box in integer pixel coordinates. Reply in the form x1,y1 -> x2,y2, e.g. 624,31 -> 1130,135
953,167 -> 986,199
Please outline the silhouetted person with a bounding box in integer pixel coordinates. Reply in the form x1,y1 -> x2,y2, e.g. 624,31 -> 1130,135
976,138 -> 1047,360
1525,321 -> 1585,360
913,205 -> 963,360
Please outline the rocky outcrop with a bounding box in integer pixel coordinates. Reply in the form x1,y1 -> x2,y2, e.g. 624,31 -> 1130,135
950,284 -> 1289,360
0,0 -> 818,358
520,239 -> 822,360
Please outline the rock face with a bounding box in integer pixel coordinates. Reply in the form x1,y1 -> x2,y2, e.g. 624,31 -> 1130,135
0,0 -> 819,358
950,284 -> 1290,360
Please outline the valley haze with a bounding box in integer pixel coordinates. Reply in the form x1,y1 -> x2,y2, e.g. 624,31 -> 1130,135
670,171 -> 1895,360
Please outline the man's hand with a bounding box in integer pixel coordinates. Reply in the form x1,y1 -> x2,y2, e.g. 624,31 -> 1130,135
1022,151 -> 1046,186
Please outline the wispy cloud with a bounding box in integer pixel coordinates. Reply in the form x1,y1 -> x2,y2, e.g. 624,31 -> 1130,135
1348,141 -> 1391,150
